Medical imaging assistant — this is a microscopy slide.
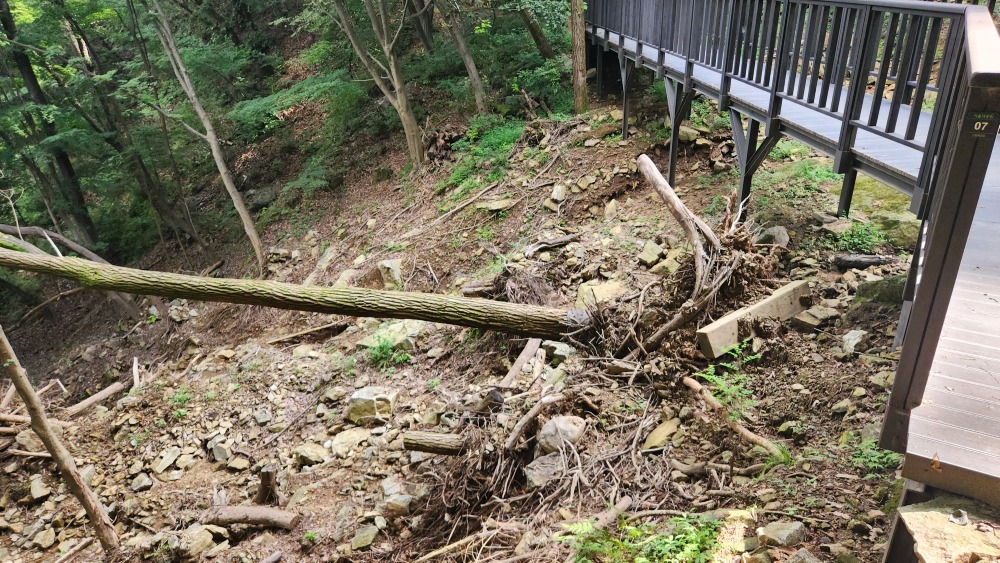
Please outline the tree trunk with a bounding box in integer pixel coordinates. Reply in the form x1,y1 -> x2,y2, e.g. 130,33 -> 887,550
406,0 -> 434,51
145,0 -> 265,272
403,431 -> 466,455
204,506 -> 300,530
520,10 -> 555,60
0,325 -> 120,554
570,0 -> 588,114
445,10 -> 487,114
0,248 -> 589,339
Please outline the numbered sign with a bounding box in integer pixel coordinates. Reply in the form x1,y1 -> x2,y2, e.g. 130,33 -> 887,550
963,112 -> 1000,138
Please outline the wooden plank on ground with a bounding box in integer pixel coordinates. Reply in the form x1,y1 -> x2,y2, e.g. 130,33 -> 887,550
696,280 -> 811,358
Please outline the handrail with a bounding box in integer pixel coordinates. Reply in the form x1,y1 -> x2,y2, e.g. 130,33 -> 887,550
966,6 -> 1000,87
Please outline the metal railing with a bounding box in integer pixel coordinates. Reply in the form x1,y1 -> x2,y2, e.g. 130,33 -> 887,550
586,0 -> 996,208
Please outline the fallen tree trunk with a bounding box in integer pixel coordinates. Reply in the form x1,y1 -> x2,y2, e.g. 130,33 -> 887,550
0,324 -> 120,554
63,382 -> 127,419
204,506 -> 300,530
0,248 -> 589,339
403,431 -> 467,456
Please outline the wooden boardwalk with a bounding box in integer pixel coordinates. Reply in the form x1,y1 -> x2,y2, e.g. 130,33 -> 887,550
903,142 -> 1000,504
586,0 -> 1000,520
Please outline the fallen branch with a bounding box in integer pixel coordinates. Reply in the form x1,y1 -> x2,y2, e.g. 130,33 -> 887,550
402,182 -> 500,240
0,413 -> 71,427
204,506 -> 301,530
53,538 -> 95,563
523,233 -> 583,258
500,338 -> 542,387
682,376 -> 783,458
505,393 -> 566,451
265,321 -> 347,345
9,287 -> 85,331
62,382 -> 127,419
5,448 -> 52,458
402,431 -> 466,456
832,254 -> 898,271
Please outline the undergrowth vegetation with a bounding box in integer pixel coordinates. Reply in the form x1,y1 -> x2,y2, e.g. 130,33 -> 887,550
440,115 -> 526,204
560,516 -> 721,563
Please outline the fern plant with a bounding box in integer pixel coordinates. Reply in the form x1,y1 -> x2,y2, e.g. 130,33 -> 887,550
559,516 -> 720,562
694,339 -> 761,421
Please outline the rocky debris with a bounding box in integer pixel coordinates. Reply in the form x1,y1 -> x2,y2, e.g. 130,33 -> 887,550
475,199 -> 516,212
842,330 -> 869,355
32,528 -> 55,549
15,429 -> 50,453
898,494 -> 1000,562
541,340 -> 576,366
792,306 -> 840,331
334,269 -> 361,288
385,495 -> 413,518
524,453 -> 563,488
211,442 -> 232,463
293,443 -> 328,466
131,472 -> 153,492
853,275 -> 905,306
758,520 -> 806,547
576,280 -> 628,308
604,199 -> 618,220
356,320 -> 426,351
650,248 -> 688,276
637,240 -> 664,266
378,258 -> 403,289
179,525 -> 216,560
786,548 -> 823,563
29,477 -> 50,500
537,416 -> 586,454
830,399 -> 853,415
152,446 -> 182,474
677,125 -> 699,142
550,184 -> 567,203
227,457 -> 250,471
870,370 -> 895,389
346,387 -> 398,424
642,418 -> 681,450
331,427 -> 373,457
351,525 -> 379,550
583,138 -> 601,147
755,226 -> 791,247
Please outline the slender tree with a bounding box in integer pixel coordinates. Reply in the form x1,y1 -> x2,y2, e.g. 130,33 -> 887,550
569,0 -> 587,113
141,0 -> 265,272
442,3 -> 487,114
331,0 -> 427,168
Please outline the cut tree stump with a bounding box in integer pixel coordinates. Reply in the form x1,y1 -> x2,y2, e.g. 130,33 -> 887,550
696,280 -> 811,358
402,432 -> 467,455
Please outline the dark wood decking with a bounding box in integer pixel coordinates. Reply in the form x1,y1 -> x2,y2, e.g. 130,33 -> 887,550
903,143 -> 1000,504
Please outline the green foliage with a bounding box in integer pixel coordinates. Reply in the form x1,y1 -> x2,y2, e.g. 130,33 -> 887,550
227,72 -> 365,141
368,335 -> 411,371
512,58 -> 573,114
694,340 -> 761,421
172,408 -> 188,420
169,388 -> 192,407
769,139 -> 811,160
559,516 -> 720,563
689,98 -> 730,132
303,531 -> 319,543
851,440 -> 903,472
445,116 -> 525,201
834,222 -> 887,253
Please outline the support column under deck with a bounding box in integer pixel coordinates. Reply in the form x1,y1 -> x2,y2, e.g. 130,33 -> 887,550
730,109 -> 780,213
665,78 -> 695,187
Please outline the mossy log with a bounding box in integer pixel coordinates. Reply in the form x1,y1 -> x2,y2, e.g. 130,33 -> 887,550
0,248 -> 589,339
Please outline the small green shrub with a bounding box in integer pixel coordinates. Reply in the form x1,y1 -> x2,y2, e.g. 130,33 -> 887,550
559,516 -> 720,563
694,340 -> 761,421
835,222 -> 887,253
445,116 -> 525,201
169,388 -> 192,406
851,439 -> 903,472
368,335 -> 411,371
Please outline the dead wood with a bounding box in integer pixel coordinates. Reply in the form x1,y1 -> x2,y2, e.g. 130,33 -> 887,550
6,448 -> 52,458
522,233 -> 583,258
53,538 -> 95,563
204,506 -> 301,530
403,431 -> 467,455
832,254 -> 899,271
9,287 -> 85,331
505,393 -> 566,451
0,427 -> 18,435
253,463 -> 285,506
0,413 -> 71,427
62,382 -> 128,419
0,324 -> 120,553
682,376 -> 783,458
265,321 -> 348,345
402,182 -> 500,240
259,553 -> 282,563
0,383 -> 15,410
0,248 -> 590,340
500,338 -> 542,387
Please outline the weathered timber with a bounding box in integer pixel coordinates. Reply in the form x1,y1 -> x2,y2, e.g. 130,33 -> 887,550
204,506 -> 300,530
832,254 -> 900,271
402,431 -> 467,455
62,382 -> 127,419
0,248 -> 589,339
696,280 -> 811,358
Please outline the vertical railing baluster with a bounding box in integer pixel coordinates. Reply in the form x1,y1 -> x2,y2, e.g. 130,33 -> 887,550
806,5 -> 830,104
886,15 -> 924,134
796,4 -> 819,100
819,6 -> 843,109
830,8 -> 857,114
720,0 -> 740,108
761,0 -> 782,88
835,5 -> 879,174
786,3 -> 807,96
868,12 -> 899,127
905,17 -> 942,141
767,0 -> 794,134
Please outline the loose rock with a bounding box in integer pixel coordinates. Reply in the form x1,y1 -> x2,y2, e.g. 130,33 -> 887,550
537,416 -> 586,454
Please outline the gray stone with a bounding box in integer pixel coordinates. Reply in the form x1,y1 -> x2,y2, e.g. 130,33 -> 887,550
79,465 -> 96,487
475,199 -> 515,212
378,259 -> 403,289
380,475 -> 406,496
29,478 -> 51,500
541,340 -> 577,366
583,138 -> 601,147
524,452 -> 564,488
385,494 -> 413,517
787,548 -> 823,563
292,344 -> 314,358
537,416 -> 587,454
347,387 -> 399,424
637,240 -> 664,267
351,525 -> 379,550
211,443 -> 231,462
131,473 -> 153,492
870,370 -> 895,389
254,407 -> 272,425
227,457 -> 250,471
792,306 -> 840,331
179,525 -> 216,559
842,330 -> 869,355
604,199 -> 618,220
293,443 -> 328,466
609,109 -> 624,121
650,248 -> 687,276
642,418 -> 681,450
15,429 -> 46,453
32,528 -> 55,549
331,427 -> 373,457
576,280 -> 628,308
758,520 -> 806,547
678,125 -> 699,142
755,226 -> 791,247
152,446 -> 182,474
831,399 -> 853,414
550,184 -> 567,202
